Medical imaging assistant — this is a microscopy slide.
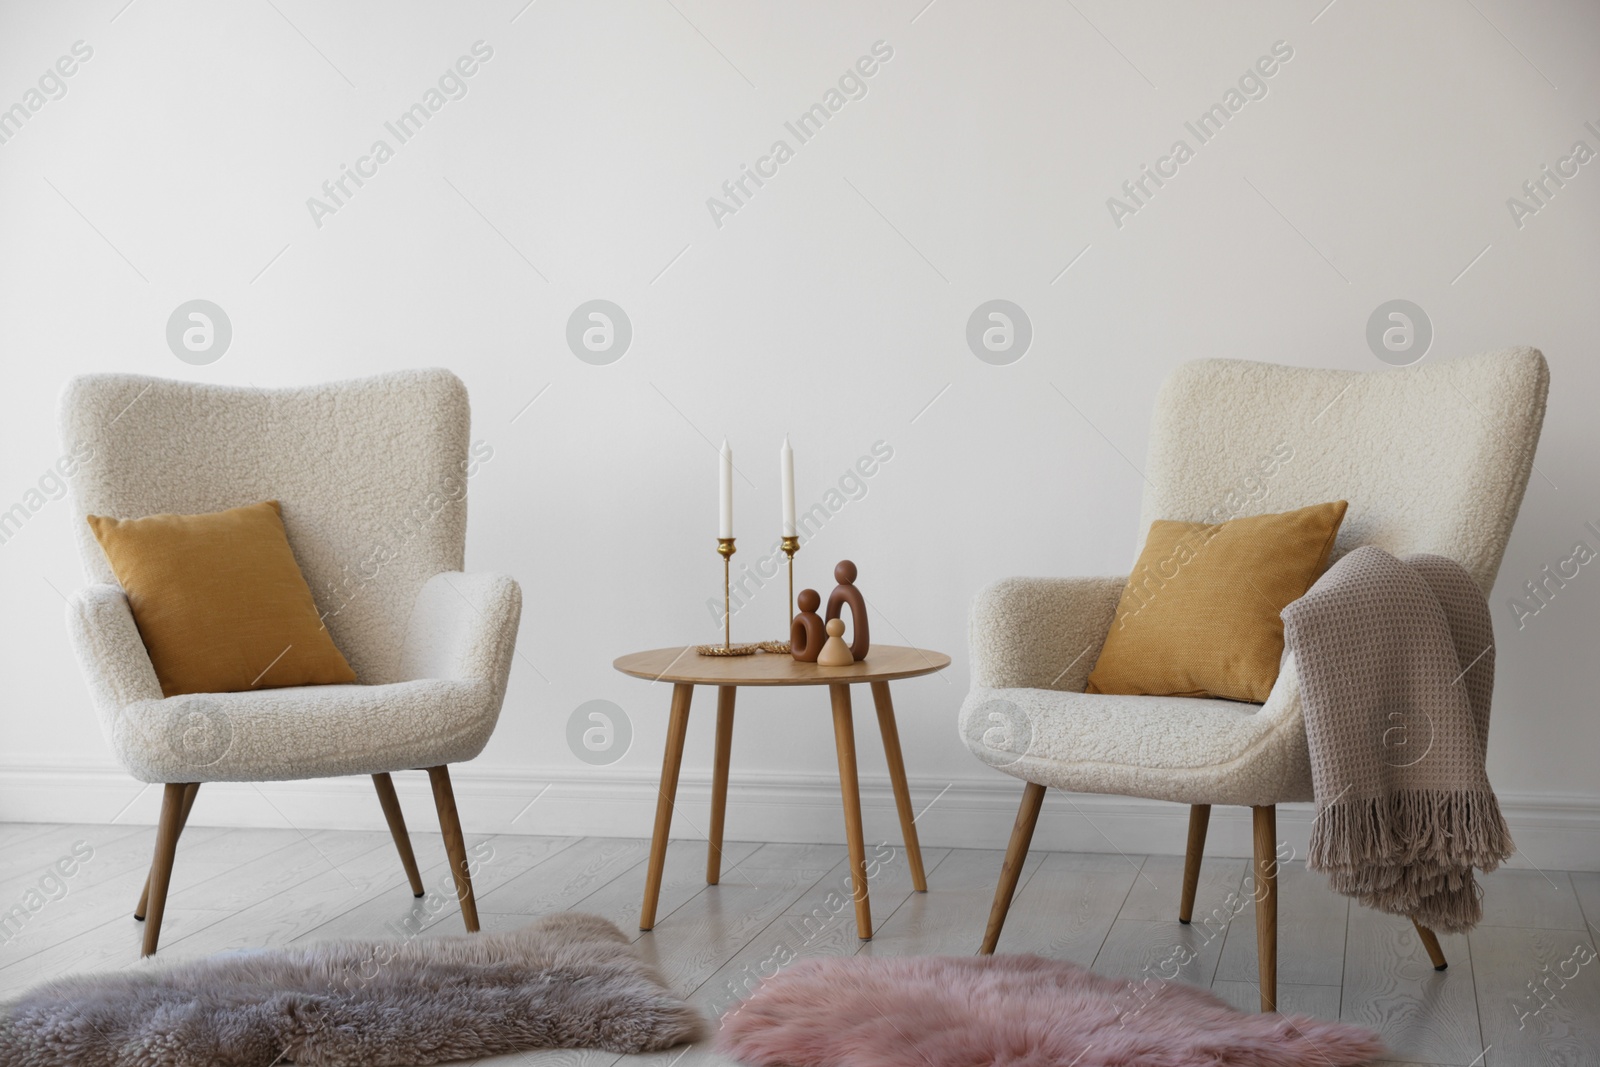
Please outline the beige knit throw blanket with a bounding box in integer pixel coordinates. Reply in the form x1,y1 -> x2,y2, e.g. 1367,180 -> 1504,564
1281,545 -> 1512,933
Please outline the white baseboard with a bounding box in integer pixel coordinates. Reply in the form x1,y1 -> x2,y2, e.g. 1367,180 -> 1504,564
2,758 -> 1596,871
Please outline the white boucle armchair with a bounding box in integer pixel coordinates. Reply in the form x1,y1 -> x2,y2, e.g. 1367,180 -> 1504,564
60,369 -> 522,955
964,348 -> 1548,1011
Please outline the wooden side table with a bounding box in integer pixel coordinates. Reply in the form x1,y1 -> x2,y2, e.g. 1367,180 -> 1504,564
613,645 -> 951,940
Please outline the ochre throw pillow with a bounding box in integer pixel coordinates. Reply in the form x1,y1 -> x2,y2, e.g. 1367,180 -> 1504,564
87,500 -> 356,697
1084,500 -> 1348,703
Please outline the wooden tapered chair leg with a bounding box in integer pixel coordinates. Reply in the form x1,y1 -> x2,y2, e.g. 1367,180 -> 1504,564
373,772 -> 425,898
1414,920 -> 1448,970
426,765 -> 480,933
980,781 -> 1047,954
140,783 -> 190,956
1178,803 -> 1211,924
1252,804 -> 1278,1012
136,782 -> 199,921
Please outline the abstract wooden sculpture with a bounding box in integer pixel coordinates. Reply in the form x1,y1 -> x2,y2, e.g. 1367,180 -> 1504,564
790,588 -> 826,662
816,618 -> 854,666
825,560 -> 870,661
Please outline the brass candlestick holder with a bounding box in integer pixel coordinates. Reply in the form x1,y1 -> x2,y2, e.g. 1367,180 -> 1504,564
699,536 -> 756,656
781,534 -> 801,622
754,534 -> 802,654
748,531 -> 800,655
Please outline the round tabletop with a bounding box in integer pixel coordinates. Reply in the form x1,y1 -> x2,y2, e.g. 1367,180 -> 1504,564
613,645 -> 951,686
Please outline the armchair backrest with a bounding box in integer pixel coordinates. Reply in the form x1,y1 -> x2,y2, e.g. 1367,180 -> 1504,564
59,369 -> 471,683
1140,347 -> 1549,594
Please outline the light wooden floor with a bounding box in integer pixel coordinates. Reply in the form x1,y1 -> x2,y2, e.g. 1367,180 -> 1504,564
2,822 -> 1597,1067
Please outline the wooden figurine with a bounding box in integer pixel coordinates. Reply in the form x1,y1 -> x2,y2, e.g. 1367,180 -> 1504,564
825,559 -> 870,661
816,618 -> 854,666
790,588 -> 826,663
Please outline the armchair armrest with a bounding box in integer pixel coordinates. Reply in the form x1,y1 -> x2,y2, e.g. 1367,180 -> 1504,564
65,583 -> 163,734
968,576 -> 1126,691
397,571 -> 522,689
1258,650 -> 1304,722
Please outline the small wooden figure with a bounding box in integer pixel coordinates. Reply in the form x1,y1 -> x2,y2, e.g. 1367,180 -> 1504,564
816,618 -> 854,666
825,559 -> 870,661
790,588 -> 826,663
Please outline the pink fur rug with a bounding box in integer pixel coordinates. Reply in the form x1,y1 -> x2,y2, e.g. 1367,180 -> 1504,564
716,954 -> 1386,1067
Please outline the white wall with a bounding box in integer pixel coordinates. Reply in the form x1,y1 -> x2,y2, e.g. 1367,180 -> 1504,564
2,0 -> 1597,869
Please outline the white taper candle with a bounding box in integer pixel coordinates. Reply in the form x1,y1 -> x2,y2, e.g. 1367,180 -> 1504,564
719,439 -> 734,538
781,436 -> 796,537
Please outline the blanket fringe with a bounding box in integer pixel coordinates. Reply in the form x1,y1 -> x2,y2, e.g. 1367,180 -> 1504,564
1308,788 -> 1513,934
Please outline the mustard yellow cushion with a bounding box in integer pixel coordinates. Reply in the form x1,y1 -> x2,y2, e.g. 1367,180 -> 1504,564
1084,501 -> 1348,703
87,501 -> 356,697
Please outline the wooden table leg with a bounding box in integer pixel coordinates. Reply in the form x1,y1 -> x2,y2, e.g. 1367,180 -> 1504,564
641,683 -> 694,931
829,683 -> 873,940
707,685 -> 736,885
870,680 -> 926,892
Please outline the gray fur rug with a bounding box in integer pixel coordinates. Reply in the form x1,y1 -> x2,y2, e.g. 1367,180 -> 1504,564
0,912 -> 705,1066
